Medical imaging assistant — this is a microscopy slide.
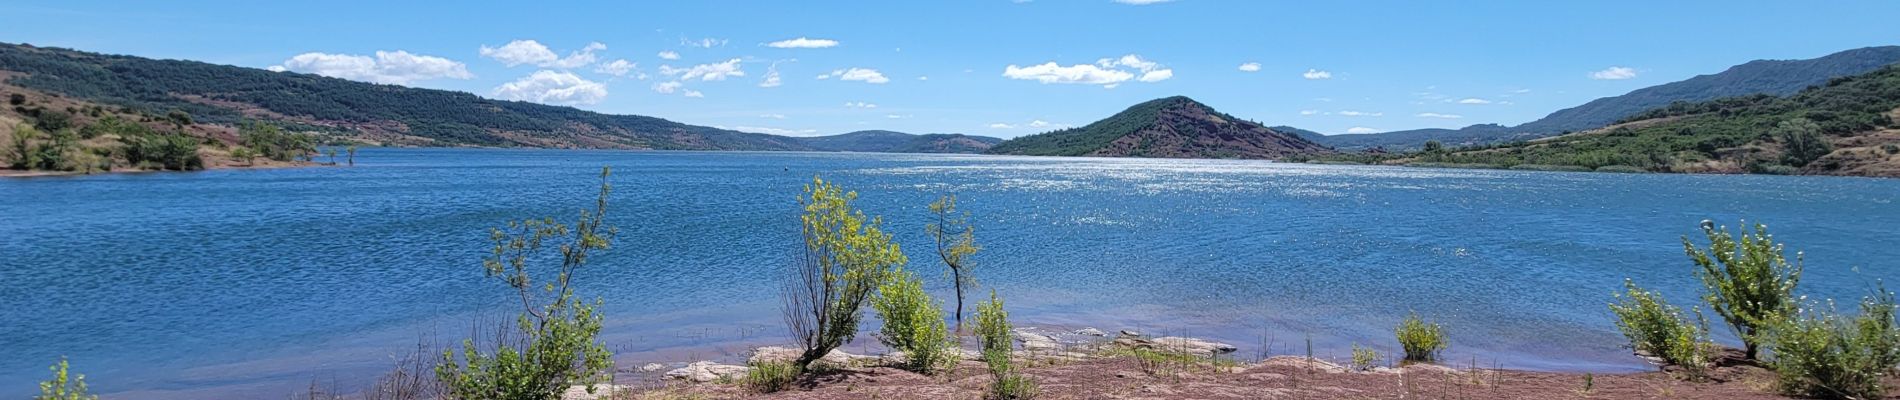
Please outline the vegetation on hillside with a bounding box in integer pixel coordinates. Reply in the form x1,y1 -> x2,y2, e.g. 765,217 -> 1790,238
794,130 -> 1003,154
986,96 -> 1328,159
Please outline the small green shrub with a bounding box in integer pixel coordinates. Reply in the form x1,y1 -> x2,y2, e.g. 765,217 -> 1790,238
1395,312 -> 1448,362
872,266 -> 954,374
1608,280 -> 1714,378
782,176 -> 906,370
36,358 -> 97,400
977,291 -> 1037,399
1350,344 -> 1380,371
1857,285 -> 1900,374
744,360 -> 799,393
990,374 -> 1040,400
1770,305 -> 1886,399
1684,220 -> 1803,360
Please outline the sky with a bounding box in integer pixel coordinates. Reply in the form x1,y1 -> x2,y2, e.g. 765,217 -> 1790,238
5,0 -> 1900,138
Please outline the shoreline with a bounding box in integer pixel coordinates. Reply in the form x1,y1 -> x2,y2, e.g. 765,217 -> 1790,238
0,160 -> 326,178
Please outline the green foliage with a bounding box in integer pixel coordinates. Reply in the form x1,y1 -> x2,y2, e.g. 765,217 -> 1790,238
9,123 -> 40,169
782,176 -> 906,370
1770,303 -> 1889,399
927,194 -> 981,329
35,358 -> 97,400
1608,280 -> 1715,378
1421,140 -> 1443,152
1395,312 -> 1448,362
1683,220 -> 1802,359
436,168 -> 618,400
240,123 -> 315,162
33,109 -> 72,132
743,360 -> 799,393
1856,284 -> 1900,375
1772,117 -> 1833,167
975,291 -> 1037,400
7,93 -> 23,106
872,266 -> 955,374
1350,344 -> 1380,371
165,109 -> 193,126
119,131 -> 204,171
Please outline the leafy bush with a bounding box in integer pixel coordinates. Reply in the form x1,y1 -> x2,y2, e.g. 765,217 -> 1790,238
1770,304 -> 1887,399
1609,280 -> 1715,377
36,358 -> 97,400
1858,285 -> 1900,374
1395,312 -> 1448,362
744,360 -> 799,393
120,132 -> 204,171
977,291 -> 1036,400
872,266 -> 955,374
436,168 -> 618,400
1683,220 -> 1802,359
240,122 -> 315,162
782,176 -> 906,370
1350,344 -> 1380,371
1774,118 -> 1833,167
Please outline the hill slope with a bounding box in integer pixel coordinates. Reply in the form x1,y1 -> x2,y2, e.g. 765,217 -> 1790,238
0,42 -> 815,150
1313,46 -> 1900,150
986,96 -> 1330,159
1402,65 -> 1900,177
794,130 -> 1002,153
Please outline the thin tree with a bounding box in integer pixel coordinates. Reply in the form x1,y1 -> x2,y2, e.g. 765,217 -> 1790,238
1683,220 -> 1802,360
346,145 -> 357,166
781,176 -> 905,370
927,194 -> 981,329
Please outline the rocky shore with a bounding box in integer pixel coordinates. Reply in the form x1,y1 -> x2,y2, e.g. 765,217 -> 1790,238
556,328 -> 1827,400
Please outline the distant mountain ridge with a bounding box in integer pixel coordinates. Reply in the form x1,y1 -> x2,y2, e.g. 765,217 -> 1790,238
795,130 -> 1003,153
1310,46 -> 1900,150
986,96 -> 1330,159
0,42 -> 1004,154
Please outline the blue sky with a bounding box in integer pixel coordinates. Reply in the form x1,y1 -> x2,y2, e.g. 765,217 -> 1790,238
6,0 -> 1900,138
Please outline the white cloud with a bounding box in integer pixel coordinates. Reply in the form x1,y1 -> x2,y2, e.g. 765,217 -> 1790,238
1299,110 -> 1320,115
917,76 -> 929,81
479,40 -> 604,68
1590,66 -> 1637,80
680,37 -> 728,48
1112,0 -> 1174,4
657,51 -> 680,60
1456,98 -> 1493,104
1138,69 -> 1174,82
760,113 -> 786,119
814,74 -> 832,80
820,68 -> 890,84
886,114 -> 911,119
1237,62 -> 1261,72
683,90 -> 705,98
987,123 -> 1015,129
1337,111 -> 1382,117
1416,112 -> 1463,119
271,50 -> 473,85
1511,88 -> 1533,94
660,59 -> 745,81
1003,63 -> 1133,85
651,81 -> 684,94
1302,69 -> 1332,80
759,61 -> 790,88
1097,54 -> 1159,71
1346,127 -> 1380,134
765,37 -> 840,48
843,101 -> 878,108
594,59 -> 637,76
492,70 -> 607,105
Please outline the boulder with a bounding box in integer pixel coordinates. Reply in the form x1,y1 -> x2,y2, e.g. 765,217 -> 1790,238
637,363 -> 667,373
1074,328 -> 1107,337
748,346 -> 880,367
560,384 -> 628,400
1113,336 -> 1237,356
663,361 -> 749,383
1013,329 -> 1061,352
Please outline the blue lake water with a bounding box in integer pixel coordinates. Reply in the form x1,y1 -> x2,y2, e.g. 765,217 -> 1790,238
3,148 -> 1898,398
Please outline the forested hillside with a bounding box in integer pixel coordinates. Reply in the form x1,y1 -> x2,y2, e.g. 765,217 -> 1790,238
987,96 -> 1329,159
794,130 -> 1002,153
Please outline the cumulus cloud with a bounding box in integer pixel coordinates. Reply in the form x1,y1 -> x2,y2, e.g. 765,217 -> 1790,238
680,37 -> 728,48
759,113 -> 787,119
1456,98 -> 1493,104
759,61 -> 791,88
270,50 -> 473,85
657,51 -> 680,60
1302,69 -> 1332,80
818,68 -> 890,84
1346,127 -> 1380,134
1003,54 -> 1170,86
987,123 -> 1015,129
1337,111 -> 1382,117
651,81 -> 684,94
1416,112 -> 1464,119
843,101 -> 878,108
492,70 -> 607,105
683,90 -> 705,98
1237,62 -> 1261,72
1590,66 -> 1637,80
1299,110 -> 1320,116
765,37 -> 839,48
660,59 -> 745,81
594,59 -> 637,76
479,40 -> 604,68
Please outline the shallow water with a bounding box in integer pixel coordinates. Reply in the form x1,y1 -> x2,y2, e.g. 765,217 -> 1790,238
3,148 -> 1897,398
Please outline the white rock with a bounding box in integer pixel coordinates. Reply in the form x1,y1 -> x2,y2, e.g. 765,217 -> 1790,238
663,361 -> 749,383
748,346 -> 880,367
1114,336 -> 1238,356
561,384 -> 628,400
1074,328 -> 1107,337
1014,329 -> 1061,351
638,363 -> 666,373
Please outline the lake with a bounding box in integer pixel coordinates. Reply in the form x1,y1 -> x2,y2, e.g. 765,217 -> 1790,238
3,148 -> 1897,399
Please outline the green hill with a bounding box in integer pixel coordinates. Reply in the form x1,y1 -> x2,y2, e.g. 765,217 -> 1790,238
1313,46 -> 1900,150
793,130 -> 1001,153
986,96 -> 1330,159
1400,65 -> 1900,177
0,42 -> 813,150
